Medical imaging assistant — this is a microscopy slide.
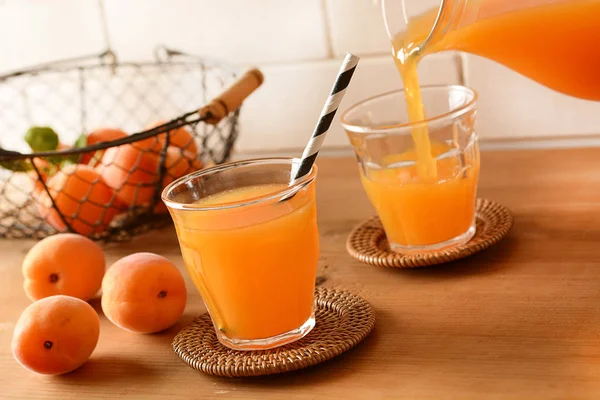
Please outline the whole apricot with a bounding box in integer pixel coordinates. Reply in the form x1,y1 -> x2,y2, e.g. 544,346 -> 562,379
145,120 -> 198,157
152,147 -> 204,214
30,143 -> 72,191
80,128 -> 128,165
98,144 -> 161,207
22,233 -> 105,302
12,295 -> 100,375
36,164 -> 119,236
164,147 -> 203,183
101,253 -> 187,333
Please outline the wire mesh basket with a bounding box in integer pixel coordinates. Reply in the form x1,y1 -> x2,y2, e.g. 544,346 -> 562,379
0,49 -> 262,241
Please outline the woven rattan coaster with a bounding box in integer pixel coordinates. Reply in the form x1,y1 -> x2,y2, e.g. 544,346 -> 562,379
346,198 -> 513,268
172,287 -> 376,377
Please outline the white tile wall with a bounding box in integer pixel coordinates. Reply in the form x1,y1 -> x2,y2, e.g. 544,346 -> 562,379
325,0 -> 440,56
325,0 -> 390,56
238,52 -> 463,152
0,0 -> 106,72
102,0 -> 329,64
0,0 -> 598,154
468,56 -> 600,139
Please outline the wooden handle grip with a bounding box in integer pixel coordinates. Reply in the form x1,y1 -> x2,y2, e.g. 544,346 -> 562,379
200,68 -> 264,124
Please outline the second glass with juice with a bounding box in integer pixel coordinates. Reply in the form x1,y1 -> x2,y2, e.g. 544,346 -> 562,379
342,85 -> 480,253
343,0 -> 599,253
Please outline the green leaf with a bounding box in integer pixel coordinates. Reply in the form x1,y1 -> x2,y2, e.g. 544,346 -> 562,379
74,133 -> 87,149
58,133 -> 89,165
24,126 -> 59,152
48,153 -> 76,166
58,158 -> 75,168
0,159 -> 32,172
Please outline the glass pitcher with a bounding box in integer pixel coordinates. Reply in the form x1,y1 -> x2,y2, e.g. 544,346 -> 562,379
383,0 -> 600,100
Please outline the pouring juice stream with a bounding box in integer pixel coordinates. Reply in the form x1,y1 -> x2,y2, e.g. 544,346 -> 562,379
391,0 -> 600,180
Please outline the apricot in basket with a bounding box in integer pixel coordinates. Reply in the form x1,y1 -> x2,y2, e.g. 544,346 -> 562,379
36,164 -> 119,236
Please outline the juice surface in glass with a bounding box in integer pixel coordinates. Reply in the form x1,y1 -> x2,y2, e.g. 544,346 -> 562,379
163,159 -> 319,350
360,142 -> 479,248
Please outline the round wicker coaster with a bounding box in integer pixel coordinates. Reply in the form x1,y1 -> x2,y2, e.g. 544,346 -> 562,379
346,198 -> 514,268
172,287 -> 376,377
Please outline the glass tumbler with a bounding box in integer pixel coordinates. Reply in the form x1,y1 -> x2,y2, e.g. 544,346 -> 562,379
162,158 -> 319,350
341,85 -> 480,253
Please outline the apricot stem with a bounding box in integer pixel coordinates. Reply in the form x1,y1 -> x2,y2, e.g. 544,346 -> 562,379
158,290 -> 167,298
44,341 -> 53,349
49,273 -> 59,283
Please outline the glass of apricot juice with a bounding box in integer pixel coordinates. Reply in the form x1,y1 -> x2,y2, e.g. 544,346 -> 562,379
341,85 -> 480,254
162,158 -> 319,350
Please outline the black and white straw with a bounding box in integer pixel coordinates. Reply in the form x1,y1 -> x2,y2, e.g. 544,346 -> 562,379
290,53 -> 360,184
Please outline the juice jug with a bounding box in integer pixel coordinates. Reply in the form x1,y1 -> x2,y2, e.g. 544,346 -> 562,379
384,0 -> 600,101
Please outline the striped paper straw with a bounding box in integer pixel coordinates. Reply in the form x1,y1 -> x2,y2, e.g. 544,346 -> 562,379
290,53 -> 360,184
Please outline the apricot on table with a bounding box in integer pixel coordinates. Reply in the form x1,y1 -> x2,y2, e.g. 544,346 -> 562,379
98,144 -> 161,207
22,233 -> 105,302
101,252 -> 187,333
36,164 -> 119,236
12,295 -> 100,375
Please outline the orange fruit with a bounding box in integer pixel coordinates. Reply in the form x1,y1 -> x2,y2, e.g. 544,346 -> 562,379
80,128 -> 128,165
12,295 -> 100,375
36,164 -> 118,236
101,253 -> 187,333
30,143 -> 71,187
22,233 -> 105,301
145,120 -> 198,157
131,133 -> 166,154
29,169 -> 47,196
86,128 -> 128,145
153,147 -> 204,214
98,144 -> 161,207
164,147 -> 204,182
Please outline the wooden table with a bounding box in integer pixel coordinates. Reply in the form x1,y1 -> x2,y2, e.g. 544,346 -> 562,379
2,147 -> 600,399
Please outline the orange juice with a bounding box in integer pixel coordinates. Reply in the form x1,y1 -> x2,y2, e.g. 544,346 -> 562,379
360,142 -> 479,249
391,53 -> 437,181
393,0 -> 600,178
168,181 -> 319,346
415,0 -> 600,101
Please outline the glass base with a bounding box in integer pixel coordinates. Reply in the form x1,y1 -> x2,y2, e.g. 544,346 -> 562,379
215,313 -> 316,351
389,223 -> 476,254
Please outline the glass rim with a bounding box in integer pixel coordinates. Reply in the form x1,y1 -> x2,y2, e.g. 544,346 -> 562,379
161,157 -> 317,211
340,84 -> 478,134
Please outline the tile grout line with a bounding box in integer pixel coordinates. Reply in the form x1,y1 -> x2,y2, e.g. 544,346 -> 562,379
234,135 -> 600,158
96,0 -> 112,52
454,53 -> 466,86
249,51 -> 392,68
458,53 -> 470,86
319,0 -> 335,59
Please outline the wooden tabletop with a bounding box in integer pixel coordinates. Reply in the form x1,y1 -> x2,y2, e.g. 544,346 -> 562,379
2,147 -> 600,399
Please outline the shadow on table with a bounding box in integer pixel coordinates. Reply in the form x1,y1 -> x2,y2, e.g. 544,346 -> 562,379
57,354 -> 160,385
221,306 -> 581,395
388,231 -> 520,281
88,297 -> 104,317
